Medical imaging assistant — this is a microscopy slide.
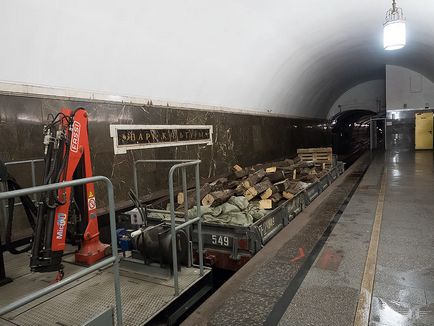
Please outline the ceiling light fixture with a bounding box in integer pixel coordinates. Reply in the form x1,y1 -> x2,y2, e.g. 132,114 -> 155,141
383,0 -> 406,50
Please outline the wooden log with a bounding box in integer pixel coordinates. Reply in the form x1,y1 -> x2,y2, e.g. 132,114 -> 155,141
177,191 -> 190,205
232,165 -> 243,172
226,180 -> 241,189
211,177 -> 228,185
251,162 -> 274,172
265,166 -> 277,173
300,167 -> 313,175
244,187 -> 257,201
178,183 -> 212,209
254,178 -> 273,193
300,175 -> 319,183
244,179 -> 273,201
230,167 -> 249,179
201,189 -> 235,207
266,170 -> 286,183
242,169 -> 266,189
287,181 -> 308,194
234,183 -> 248,195
259,199 -> 273,210
210,177 -> 229,191
274,159 -> 295,167
260,186 -> 278,200
299,161 -> 315,168
270,192 -> 283,203
274,179 -> 291,192
260,188 -> 272,200
282,191 -> 294,200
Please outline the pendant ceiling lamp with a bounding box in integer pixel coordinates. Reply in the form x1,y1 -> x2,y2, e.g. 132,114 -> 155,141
383,0 -> 406,50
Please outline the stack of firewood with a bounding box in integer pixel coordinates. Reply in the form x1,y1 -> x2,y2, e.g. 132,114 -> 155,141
177,154 -> 331,211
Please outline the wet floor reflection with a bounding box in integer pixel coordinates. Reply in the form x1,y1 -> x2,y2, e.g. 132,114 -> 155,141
371,297 -> 434,325
387,152 -> 434,188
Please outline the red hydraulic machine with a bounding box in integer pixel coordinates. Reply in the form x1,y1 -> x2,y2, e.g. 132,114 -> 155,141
30,108 -> 108,274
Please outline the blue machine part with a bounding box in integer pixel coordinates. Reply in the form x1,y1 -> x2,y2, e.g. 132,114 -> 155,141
116,228 -> 134,252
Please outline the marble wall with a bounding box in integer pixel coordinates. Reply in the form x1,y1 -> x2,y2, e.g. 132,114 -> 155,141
0,93 -> 331,231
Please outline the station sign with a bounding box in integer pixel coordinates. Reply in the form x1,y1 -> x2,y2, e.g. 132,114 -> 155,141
109,124 -> 213,154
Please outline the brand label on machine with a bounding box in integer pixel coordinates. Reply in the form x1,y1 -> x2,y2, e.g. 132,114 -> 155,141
71,121 -> 81,153
109,124 -> 213,154
56,213 -> 67,240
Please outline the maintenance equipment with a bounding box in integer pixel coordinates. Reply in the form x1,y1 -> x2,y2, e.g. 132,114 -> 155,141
116,190 -> 189,269
3,108 -> 108,276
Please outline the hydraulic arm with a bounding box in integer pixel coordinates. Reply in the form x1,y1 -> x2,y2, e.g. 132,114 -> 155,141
30,108 -> 108,273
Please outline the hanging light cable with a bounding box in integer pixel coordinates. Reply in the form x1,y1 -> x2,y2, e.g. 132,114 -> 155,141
383,0 -> 406,50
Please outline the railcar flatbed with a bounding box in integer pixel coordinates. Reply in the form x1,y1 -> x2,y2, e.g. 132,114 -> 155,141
124,161 -> 345,271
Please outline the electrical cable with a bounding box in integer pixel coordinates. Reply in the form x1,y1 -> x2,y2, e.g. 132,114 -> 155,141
128,189 -> 147,227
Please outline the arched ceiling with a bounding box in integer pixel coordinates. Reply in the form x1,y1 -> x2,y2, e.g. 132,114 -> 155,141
0,0 -> 433,118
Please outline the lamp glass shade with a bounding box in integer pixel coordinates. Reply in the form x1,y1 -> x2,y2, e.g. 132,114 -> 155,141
383,20 -> 406,50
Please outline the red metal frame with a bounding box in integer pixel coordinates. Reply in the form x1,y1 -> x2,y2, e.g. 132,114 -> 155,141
51,108 -> 108,266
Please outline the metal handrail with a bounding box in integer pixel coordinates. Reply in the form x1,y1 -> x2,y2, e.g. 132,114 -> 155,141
0,159 -> 45,226
3,159 -> 44,195
168,161 -> 203,296
0,176 -> 123,325
133,159 -> 204,296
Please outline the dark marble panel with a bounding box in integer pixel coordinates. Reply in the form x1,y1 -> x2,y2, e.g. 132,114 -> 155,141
0,93 -> 331,231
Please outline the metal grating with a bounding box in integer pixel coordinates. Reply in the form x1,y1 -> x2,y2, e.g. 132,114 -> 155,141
3,252 -> 32,280
1,265 -> 209,326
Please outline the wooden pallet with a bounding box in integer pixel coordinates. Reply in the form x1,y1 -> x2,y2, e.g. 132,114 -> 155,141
297,147 -> 333,167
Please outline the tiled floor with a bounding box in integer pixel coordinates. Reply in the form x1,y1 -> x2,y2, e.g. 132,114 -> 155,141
371,151 -> 434,326
279,151 -> 434,326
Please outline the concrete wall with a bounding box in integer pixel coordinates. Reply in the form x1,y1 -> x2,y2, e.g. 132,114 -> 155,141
328,80 -> 385,118
386,65 -> 434,110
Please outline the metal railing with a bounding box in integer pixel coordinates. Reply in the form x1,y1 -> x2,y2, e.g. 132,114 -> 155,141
0,159 -> 44,227
133,159 -> 204,296
0,176 -> 123,325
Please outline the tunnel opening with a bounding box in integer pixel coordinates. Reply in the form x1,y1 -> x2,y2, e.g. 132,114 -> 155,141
330,109 -> 376,165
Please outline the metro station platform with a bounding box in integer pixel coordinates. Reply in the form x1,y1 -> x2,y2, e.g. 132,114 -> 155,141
183,150 -> 434,326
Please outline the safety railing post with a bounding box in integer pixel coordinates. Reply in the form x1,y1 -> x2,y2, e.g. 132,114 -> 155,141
168,167 -> 179,296
106,179 -> 123,326
181,167 -> 192,267
133,161 -> 139,197
0,182 -> 7,229
195,164 -> 204,276
30,160 -> 37,201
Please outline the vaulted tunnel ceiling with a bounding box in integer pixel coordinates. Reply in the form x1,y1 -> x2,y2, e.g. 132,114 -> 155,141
0,0 -> 433,118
